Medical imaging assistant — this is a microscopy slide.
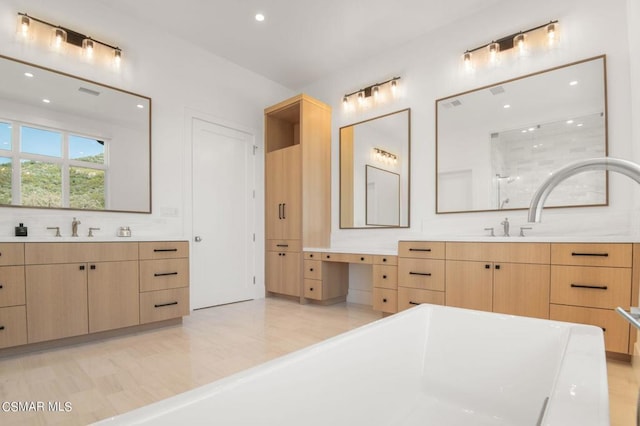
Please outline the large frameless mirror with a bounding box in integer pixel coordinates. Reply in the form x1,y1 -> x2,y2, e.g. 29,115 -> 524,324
0,54 -> 151,213
340,108 -> 410,228
436,55 -> 607,213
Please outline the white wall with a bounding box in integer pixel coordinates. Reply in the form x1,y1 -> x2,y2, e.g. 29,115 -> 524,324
0,0 -> 295,301
302,0 -> 637,252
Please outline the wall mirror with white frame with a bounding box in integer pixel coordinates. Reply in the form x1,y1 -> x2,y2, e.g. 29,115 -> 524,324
340,108 -> 410,228
436,55 -> 607,213
0,54 -> 151,213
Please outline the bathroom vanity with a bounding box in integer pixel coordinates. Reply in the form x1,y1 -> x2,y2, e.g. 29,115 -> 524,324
0,240 -> 189,353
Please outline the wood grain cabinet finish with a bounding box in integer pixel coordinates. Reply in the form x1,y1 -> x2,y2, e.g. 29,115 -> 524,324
372,255 -> 398,313
139,241 -> 189,261
0,243 -> 24,266
0,305 -> 27,349
264,95 -> 331,301
373,288 -> 398,313
140,258 -> 190,292
398,244 -> 445,312
140,287 -> 189,324
0,266 -> 26,307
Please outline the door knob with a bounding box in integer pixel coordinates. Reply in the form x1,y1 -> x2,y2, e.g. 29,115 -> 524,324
194,236 -> 202,242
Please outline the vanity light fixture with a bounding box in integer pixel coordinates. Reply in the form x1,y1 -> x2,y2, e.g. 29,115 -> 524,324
342,76 -> 401,109
463,20 -> 558,67
16,12 -> 123,66
373,147 -> 398,164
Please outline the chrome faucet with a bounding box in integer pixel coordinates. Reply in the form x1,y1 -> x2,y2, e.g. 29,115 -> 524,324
72,217 -> 81,237
528,157 -> 640,222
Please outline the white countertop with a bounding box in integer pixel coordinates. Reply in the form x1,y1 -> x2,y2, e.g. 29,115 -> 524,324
0,236 -> 188,243
304,247 -> 397,256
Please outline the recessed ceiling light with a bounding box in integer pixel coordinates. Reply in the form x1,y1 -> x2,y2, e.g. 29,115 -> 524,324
577,123 -> 584,127
42,99 -> 51,103
566,119 -> 574,124
24,72 -> 34,78
569,80 -> 578,86
255,13 -> 265,22
503,104 -> 511,109
136,104 -> 144,109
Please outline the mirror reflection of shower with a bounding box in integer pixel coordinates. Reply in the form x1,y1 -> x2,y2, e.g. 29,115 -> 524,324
496,174 -> 515,209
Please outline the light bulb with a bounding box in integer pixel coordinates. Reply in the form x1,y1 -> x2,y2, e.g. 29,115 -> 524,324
18,15 -> 30,37
372,85 -> 379,100
390,79 -> 398,95
357,91 -> 364,104
488,42 -> 499,62
83,38 -> 94,58
51,28 -> 67,50
547,23 -> 556,45
114,49 -> 122,66
513,33 -> 525,53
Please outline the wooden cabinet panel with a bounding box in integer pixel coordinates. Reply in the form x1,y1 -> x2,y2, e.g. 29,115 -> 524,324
0,266 -> 25,307
321,253 -> 372,264
398,258 -> 445,291
0,305 -> 27,349
493,263 -> 550,319
372,255 -> 397,266
88,261 -> 140,333
303,260 -> 322,280
373,288 -> 398,314
139,258 -> 190,292
550,265 -> 631,309
446,242 -> 550,264
551,243 -> 632,267
398,241 -> 445,259
139,241 -> 188,260
25,242 -> 138,264
398,287 -> 445,311
303,279 -> 322,300
304,251 -> 321,260
26,263 -> 88,343
266,251 -> 301,297
0,243 -> 24,266
140,287 -> 190,324
373,265 -> 397,290
266,146 -> 302,241
550,304 -> 629,353
266,240 -> 301,252
445,260 -> 493,311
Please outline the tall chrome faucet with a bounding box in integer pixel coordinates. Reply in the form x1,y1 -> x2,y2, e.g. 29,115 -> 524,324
72,217 -> 81,237
528,157 -> 640,222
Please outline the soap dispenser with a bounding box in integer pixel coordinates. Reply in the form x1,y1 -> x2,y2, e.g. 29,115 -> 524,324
15,223 -> 28,237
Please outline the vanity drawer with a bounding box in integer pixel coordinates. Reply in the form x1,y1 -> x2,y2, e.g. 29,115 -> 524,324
0,266 -> 25,307
550,265 -> 631,309
398,287 -> 445,312
446,242 -> 550,264
139,241 -> 189,260
0,305 -> 27,349
303,260 -> 322,280
398,241 -> 445,259
321,253 -> 372,264
373,288 -> 398,314
266,240 -> 301,253
25,242 -> 138,264
304,252 -> 321,260
551,243 -> 632,267
398,258 -> 445,291
303,279 -> 323,300
373,264 -> 397,289
140,258 -> 190,292
550,304 -> 629,354
372,255 -> 397,266
0,243 -> 24,266
140,287 -> 190,324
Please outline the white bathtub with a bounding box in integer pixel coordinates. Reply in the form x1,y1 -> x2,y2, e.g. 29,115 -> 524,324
96,304 -> 608,425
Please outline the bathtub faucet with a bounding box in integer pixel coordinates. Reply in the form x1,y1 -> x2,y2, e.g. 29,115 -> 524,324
527,157 -> 640,222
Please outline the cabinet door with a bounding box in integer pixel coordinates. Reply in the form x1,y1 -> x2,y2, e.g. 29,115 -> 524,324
265,251 -> 283,293
26,264 -> 88,343
445,260 -> 493,311
88,260 -> 140,333
281,251 -> 301,297
280,145 -> 301,239
493,263 -> 550,319
265,151 -> 284,240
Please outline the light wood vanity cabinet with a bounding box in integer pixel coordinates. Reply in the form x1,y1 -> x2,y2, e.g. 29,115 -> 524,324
0,243 -> 27,349
264,94 -> 331,301
372,255 -> 398,314
0,241 -> 190,352
398,242 -> 446,311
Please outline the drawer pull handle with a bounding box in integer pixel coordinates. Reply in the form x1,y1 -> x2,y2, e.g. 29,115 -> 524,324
310,268 -> 314,272
309,287 -> 314,291
382,275 -> 387,279
571,252 -> 608,257
409,301 -> 420,305
276,244 -> 289,248
382,258 -> 387,262
326,255 -> 331,259
601,327 -> 606,332
570,283 -> 608,290
409,248 -> 431,252
0,285 -> 3,289
0,326 -> 4,331
360,257 -> 365,261
409,272 -> 432,276
309,254 -> 314,258
79,265 -> 85,270
155,301 -> 178,308
383,298 -> 387,303
155,272 -> 179,277
154,248 -> 178,252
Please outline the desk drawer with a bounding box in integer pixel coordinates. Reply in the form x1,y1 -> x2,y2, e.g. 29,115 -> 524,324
0,305 -> 27,349
550,265 -> 631,309
140,287 -> 189,324
0,244 -> 24,266
139,241 -> 188,260
550,304 -> 629,354
398,258 -> 445,291
140,258 -> 190,292
304,252 -> 321,260
303,279 -> 323,300
398,241 -> 445,259
373,265 -> 397,289
321,253 -> 372,264
0,266 -> 25,307
266,240 -> 301,253
398,287 -> 444,311
551,243 -> 632,267
373,288 -> 397,314
303,260 -> 322,280
372,255 -> 397,266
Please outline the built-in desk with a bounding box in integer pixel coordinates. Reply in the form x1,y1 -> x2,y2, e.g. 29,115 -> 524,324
303,250 -> 398,313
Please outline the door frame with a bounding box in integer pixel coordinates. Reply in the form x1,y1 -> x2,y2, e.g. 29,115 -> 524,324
183,108 -> 261,310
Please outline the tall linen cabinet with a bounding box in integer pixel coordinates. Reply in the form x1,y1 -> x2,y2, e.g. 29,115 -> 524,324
265,94 -> 331,301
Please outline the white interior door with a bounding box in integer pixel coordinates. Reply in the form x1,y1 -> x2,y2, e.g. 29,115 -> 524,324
191,118 -> 255,309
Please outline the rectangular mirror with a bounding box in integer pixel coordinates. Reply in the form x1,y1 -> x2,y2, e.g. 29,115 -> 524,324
436,56 -> 607,213
0,54 -> 151,213
340,108 -> 410,228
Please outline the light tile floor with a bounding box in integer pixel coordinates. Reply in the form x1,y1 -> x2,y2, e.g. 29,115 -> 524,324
0,299 -> 636,425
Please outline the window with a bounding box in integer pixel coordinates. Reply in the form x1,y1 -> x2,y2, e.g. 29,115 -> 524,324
0,120 -> 108,209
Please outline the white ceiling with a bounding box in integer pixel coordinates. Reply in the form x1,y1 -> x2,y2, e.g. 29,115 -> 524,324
96,0 -> 503,90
